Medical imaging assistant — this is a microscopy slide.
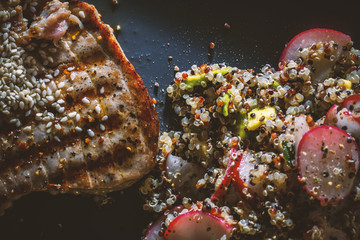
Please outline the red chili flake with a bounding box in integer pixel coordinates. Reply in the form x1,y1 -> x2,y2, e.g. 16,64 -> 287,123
226,84 -> 232,89
98,137 -> 104,143
216,99 -> 224,107
306,115 -> 314,127
269,208 -> 277,216
152,98 -> 157,104
228,101 -> 234,108
19,142 -> 27,150
273,156 -> 281,164
204,67 -> 210,73
174,77 -> 182,83
246,88 -> 252,95
263,170 -> 269,177
271,132 -> 279,140
88,117 -> 95,123
224,22 -> 231,29
198,96 -> 205,104
288,88 -> 296,96
210,208 -> 218,215
182,73 -> 188,79
200,64 -> 207,71
85,138 -> 91,144
209,42 -> 215,49
195,113 -> 200,119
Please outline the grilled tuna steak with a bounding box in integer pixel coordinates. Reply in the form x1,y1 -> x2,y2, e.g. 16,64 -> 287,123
0,0 -> 159,211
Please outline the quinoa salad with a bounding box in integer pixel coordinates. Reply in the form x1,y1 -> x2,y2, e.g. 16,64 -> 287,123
141,29 -> 360,239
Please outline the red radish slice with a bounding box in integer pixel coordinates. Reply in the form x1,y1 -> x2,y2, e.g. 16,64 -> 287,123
211,148 -> 239,202
234,151 -> 265,199
333,109 -> 360,139
164,211 -> 232,240
165,154 -> 205,196
342,94 -> 360,119
297,125 -> 359,204
294,115 -> 310,158
324,104 -> 360,139
280,28 -> 352,83
145,206 -> 184,240
324,104 -> 339,125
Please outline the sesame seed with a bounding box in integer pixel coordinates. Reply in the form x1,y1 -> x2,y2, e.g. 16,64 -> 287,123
58,107 -> 65,113
87,129 -> 95,137
68,112 -> 77,118
70,72 -> 76,81
95,105 -> 101,114
100,86 -> 104,94
79,11 -> 85,19
82,97 -> 90,104
60,117 -> 68,122
54,69 -> 60,77
67,67 -> 75,72
100,124 -> 105,131
58,82 -> 65,88
54,123 -> 61,130
46,122 -> 53,128
102,115 -> 108,121
75,126 -> 83,132
23,126 -> 32,132
76,113 -> 80,121
46,96 -> 54,102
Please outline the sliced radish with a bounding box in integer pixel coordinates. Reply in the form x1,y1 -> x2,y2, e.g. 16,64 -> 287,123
342,94 -> 360,119
333,109 -> 360,139
280,28 -> 352,83
211,148 -> 239,202
164,211 -> 232,240
234,151 -> 265,199
324,104 -> 339,125
297,125 -> 359,204
145,206 -> 184,240
294,115 -> 310,157
324,102 -> 360,139
165,154 -> 205,197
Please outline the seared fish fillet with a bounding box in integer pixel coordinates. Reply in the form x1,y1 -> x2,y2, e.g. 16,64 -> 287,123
0,0 -> 158,211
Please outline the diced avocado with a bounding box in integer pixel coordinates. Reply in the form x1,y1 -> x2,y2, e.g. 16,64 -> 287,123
184,67 -> 232,88
236,113 -> 247,140
246,106 -> 276,131
222,93 -> 230,117
272,80 -> 280,88
337,79 -> 352,89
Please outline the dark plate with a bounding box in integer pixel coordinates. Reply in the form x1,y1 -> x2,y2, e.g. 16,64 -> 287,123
1,0 -> 359,239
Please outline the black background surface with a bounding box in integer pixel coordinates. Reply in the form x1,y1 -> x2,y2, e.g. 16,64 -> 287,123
1,0 -> 359,239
